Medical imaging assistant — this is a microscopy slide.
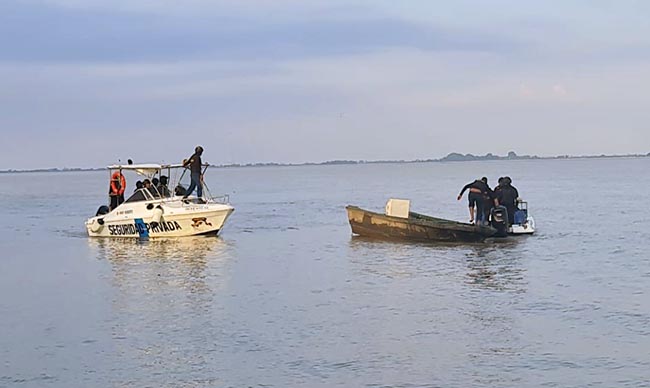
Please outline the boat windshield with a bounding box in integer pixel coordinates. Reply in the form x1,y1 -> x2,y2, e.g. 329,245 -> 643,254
124,188 -> 154,203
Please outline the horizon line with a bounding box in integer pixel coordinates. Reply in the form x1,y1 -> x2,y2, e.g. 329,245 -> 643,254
1,151 -> 648,174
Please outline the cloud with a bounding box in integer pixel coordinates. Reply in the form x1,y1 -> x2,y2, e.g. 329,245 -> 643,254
2,47 -> 647,165
1,1 -> 650,169
29,0 -> 342,15
0,0 -> 520,63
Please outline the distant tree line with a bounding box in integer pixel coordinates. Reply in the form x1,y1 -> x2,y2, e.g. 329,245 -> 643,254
2,151 -> 649,173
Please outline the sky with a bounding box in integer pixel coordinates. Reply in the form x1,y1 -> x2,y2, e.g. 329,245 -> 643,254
1,0 -> 649,169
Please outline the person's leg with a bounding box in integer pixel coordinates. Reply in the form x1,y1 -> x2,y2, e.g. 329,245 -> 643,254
507,205 -> 516,225
475,198 -> 485,225
195,172 -> 203,198
483,201 -> 492,225
184,175 -> 197,198
468,196 -> 475,223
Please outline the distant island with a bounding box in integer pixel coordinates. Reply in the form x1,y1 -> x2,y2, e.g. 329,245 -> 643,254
213,151 -> 650,168
1,151 -> 648,173
0,167 -> 105,174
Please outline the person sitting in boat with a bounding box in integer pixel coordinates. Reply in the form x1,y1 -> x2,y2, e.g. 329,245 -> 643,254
150,178 -> 161,198
495,176 -> 519,225
457,177 -> 492,225
142,179 -> 154,196
174,184 -> 186,196
109,171 -> 126,211
182,145 -> 205,202
125,186 -> 147,202
157,175 -> 171,197
134,180 -> 143,192
124,179 -> 154,203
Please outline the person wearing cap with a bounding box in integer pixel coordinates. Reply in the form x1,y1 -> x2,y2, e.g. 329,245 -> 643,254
183,146 -> 205,201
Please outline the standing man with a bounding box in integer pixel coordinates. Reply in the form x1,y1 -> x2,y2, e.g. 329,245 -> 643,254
109,171 -> 126,210
457,177 -> 492,225
495,177 -> 519,225
183,145 -> 204,201
482,186 -> 496,225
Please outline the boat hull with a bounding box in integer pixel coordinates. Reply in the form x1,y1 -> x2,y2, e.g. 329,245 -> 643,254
346,206 -> 496,243
509,216 -> 535,235
86,200 -> 234,238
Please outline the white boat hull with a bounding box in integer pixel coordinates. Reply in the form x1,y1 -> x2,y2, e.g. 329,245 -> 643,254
509,216 -> 535,235
86,198 -> 234,238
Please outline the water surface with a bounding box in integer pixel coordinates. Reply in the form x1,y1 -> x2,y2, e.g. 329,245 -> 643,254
1,158 -> 649,387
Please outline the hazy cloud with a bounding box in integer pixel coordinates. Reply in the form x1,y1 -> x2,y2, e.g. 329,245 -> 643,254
0,1 -> 520,63
0,0 -> 649,169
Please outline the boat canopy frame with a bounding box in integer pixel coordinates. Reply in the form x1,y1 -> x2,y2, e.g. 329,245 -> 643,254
107,163 -> 228,205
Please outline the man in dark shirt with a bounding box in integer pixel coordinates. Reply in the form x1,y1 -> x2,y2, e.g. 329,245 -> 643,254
157,175 -> 171,197
457,177 -> 493,225
142,179 -> 153,197
495,176 -> 519,225
183,145 -> 204,201
482,188 -> 496,225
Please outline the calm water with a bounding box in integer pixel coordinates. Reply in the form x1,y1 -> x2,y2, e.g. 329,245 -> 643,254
1,158 -> 649,387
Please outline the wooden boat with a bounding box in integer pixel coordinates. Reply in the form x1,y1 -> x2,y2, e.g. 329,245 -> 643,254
346,205 -> 497,243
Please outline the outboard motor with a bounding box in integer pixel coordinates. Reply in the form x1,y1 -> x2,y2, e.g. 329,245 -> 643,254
96,205 -> 110,216
490,205 -> 509,237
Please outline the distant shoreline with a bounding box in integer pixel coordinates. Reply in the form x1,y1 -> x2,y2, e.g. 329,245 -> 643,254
1,151 -> 648,174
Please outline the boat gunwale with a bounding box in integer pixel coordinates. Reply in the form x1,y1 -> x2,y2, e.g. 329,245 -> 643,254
345,205 -> 496,236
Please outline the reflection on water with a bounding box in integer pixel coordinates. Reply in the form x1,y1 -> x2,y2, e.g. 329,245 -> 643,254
86,237 -> 235,387
461,243 -> 528,386
89,236 -> 233,295
347,236 -> 526,293
346,235 -> 529,387
346,236 -> 441,279
464,239 -> 527,293
90,236 -> 232,261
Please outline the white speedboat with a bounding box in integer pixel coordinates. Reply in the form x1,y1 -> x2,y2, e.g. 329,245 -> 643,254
509,199 -> 535,235
85,163 -> 234,238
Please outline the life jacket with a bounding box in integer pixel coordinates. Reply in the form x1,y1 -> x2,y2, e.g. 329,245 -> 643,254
110,172 -> 126,196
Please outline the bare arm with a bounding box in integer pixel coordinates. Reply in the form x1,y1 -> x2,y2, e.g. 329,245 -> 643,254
457,183 -> 472,200
183,154 -> 194,168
